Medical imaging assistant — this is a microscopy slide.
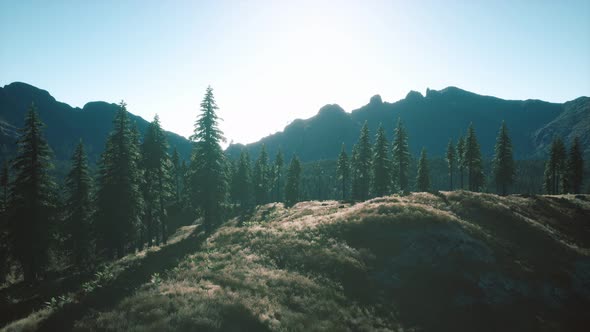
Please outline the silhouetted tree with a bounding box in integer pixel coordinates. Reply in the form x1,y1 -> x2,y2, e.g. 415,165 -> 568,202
336,143 -> 349,201
351,122 -> 371,200
566,136 -> 584,194
272,149 -> 284,202
233,150 -> 252,209
492,121 -> 515,196
189,86 -> 227,232
372,124 -> 390,197
9,103 -> 57,282
456,136 -> 465,189
544,137 -> 567,194
416,148 -> 430,192
446,139 -> 456,191
392,118 -> 410,192
95,101 -> 143,258
253,144 -> 270,205
171,147 -> 182,204
64,140 -> 93,267
285,155 -> 302,207
464,123 -> 485,191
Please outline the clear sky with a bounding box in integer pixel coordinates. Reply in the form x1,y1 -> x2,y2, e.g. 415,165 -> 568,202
1,0 -> 589,145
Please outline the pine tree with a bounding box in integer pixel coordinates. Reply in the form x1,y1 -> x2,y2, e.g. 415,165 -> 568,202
416,148 -> 430,192
171,147 -> 181,204
9,103 -> 57,282
64,140 -> 93,267
272,149 -> 284,202
253,144 -> 270,205
189,86 -> 227,232
492,121 -> 515,196
544,137 -> 567,194
372,124 -> 390,197
392,118 -> 410,192
566,136 -> 584,194
456,136 -> 466,189
350,144 -> 362,200
285,155 -> 302,207
141,115 -> 172,245
233,150 -> 252,209
352,122 -> 371,200
95,101 -> 143,258
446,139 -> 456,190
336,143 -> 349,201
464,123 -> 485,191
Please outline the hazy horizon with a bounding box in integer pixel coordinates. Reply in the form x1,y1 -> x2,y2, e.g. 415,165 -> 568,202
1,0 -> 589,145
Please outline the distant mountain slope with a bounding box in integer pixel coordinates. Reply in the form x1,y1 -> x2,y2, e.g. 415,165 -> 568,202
0,82 -> 192,166
227,88 -> 589,161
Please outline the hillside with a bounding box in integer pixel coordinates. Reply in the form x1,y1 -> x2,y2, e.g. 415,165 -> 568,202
0,82 -> 192,166
227,88 -> 590,162
2,192 -> 589,331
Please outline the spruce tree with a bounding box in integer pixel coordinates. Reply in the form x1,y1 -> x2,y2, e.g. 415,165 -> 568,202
352,122 -> 371,200
336,143 -> 349,201
95,101 -> 143,258
350,144 -> 362,200
372,124 -> 390,197
253,144 -> 270,205
446,139 -> 456,190
64,140 -> 93,267
544,137 -> 567,194
285,155 -> 302,207
234,150 -> 252,209
464,123 -> 485,191
456,136 -> 466,189
392,118 -> 410,192
272,149 -> 284,202
492,121 -> 515,196
189,86 -> 227,232
567,136 -> 584,194
416,148 -> 430,192
171,147 -> 181,204
9,103 -> 57,282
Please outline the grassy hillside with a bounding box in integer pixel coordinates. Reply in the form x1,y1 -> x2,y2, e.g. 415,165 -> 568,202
2,192 -> 590,331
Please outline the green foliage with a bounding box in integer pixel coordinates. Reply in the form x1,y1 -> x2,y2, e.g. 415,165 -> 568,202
189,86 -> 227,232
285,155 -> 302,207
95,101 -> 143,258
231,150 -> 253,209
446,139 -> 456,190
544,136 -> 567,194
336,143 -> 349,200
464,123 -> 485,191
64,140 -> 94,267
9,103 -> 57,282
456,136 -> 466,189
416,148 -> 430,192
272,149 -> 284,202
392,117 -> 410,192
351,122 -> 371,201
492,121 -> 515,195
253,144 -> 270,205
372,125 -> 390,197
566,136 -> 584,194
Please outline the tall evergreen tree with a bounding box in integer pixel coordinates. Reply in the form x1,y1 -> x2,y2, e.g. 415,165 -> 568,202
456,136 -> 466,189
446,139 -> 456,190
95,101 -> 143,258
544,137 -> 567,194
64,140 -> 93,267
492,121 -> 515,196
253,144 -> 270,205
464,123 -> 485,191
233,150 -> 252,209
566,136 -> 584,194
9,103 -> 57,282
392,118 -> 410,192
272,149 -> 284,202
284,155 -> 302,207
416,148 -> 430,192
352,122 -> 371,200
372,124 -> 390,197
141,115 -> 172,245
336,143 -> 349,201
350,144 -> 362,200
189,86 -> 227,232
171,147 -> 182,204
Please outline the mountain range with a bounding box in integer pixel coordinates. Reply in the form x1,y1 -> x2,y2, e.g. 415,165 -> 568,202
1,82 -> 588,170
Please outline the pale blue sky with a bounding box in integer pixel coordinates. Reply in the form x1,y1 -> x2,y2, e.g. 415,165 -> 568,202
1,0 -> 589,145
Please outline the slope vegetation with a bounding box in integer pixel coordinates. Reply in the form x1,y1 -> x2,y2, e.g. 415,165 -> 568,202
2,192 -> 590,331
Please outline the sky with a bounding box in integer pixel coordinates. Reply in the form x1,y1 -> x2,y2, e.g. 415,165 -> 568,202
1,0 -> 589,145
